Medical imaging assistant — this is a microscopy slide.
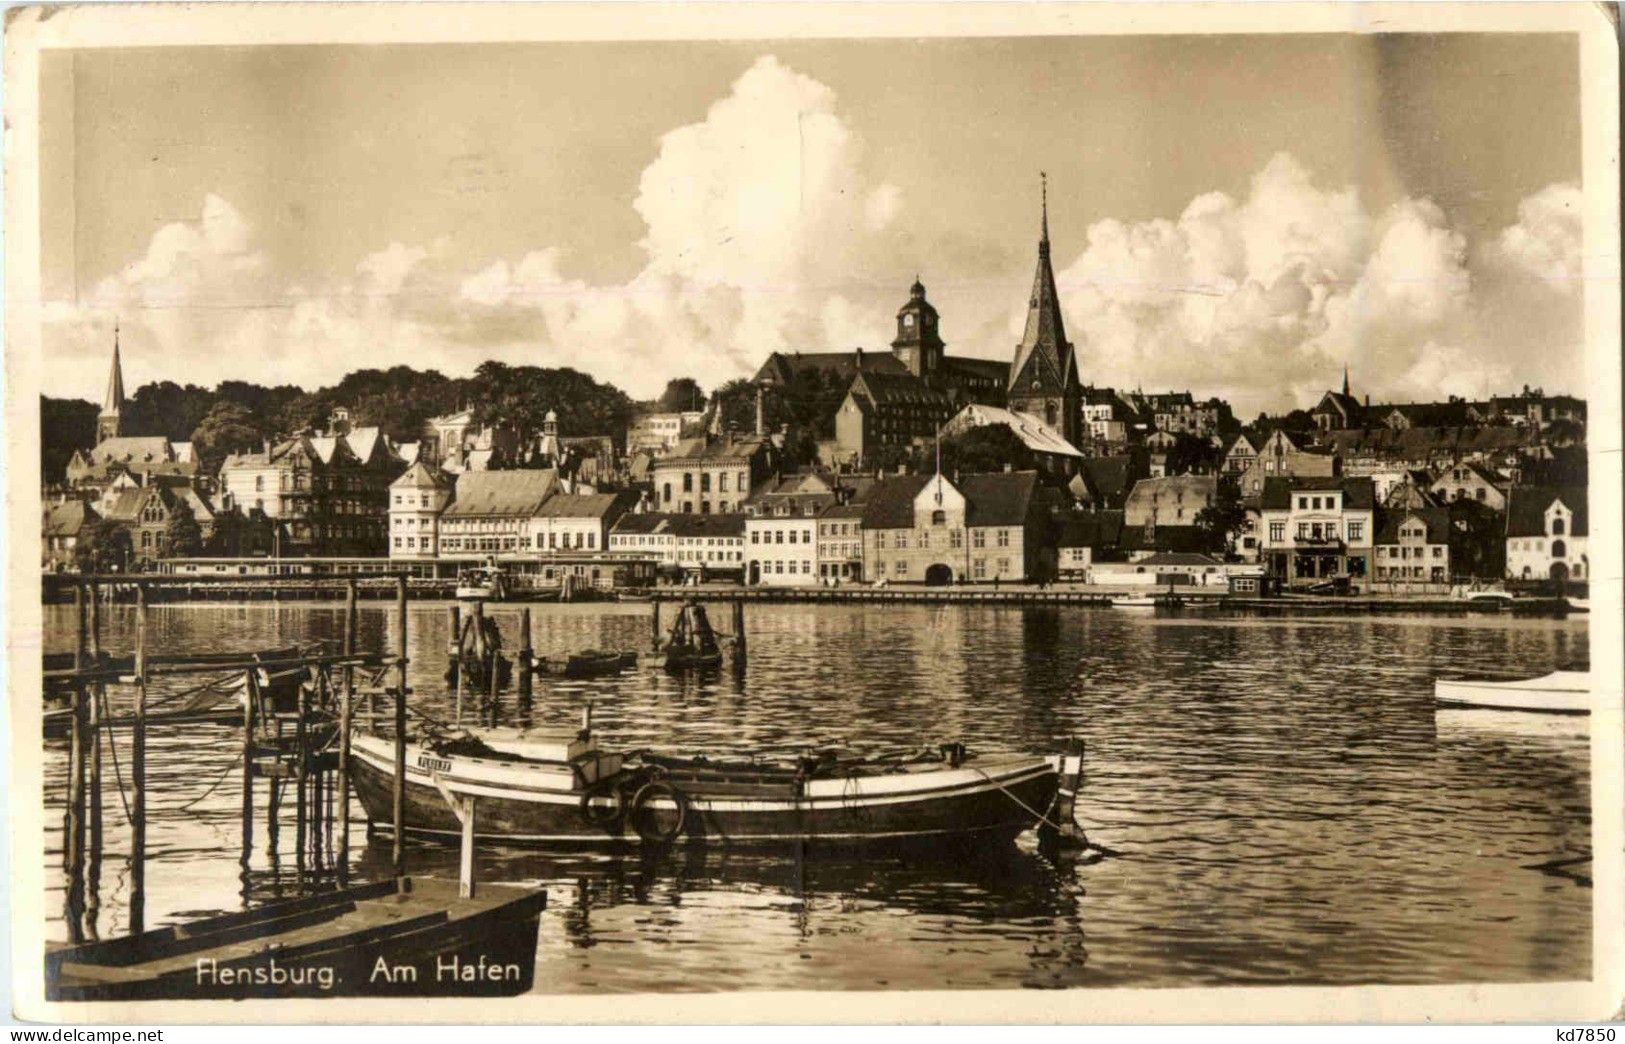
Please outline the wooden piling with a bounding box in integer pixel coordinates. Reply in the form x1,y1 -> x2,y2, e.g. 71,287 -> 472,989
295,649 -> 310,871
65,586 -> 88,942
131,582 -> 147,936
85,582 -> 103,941
732,599 -> 747,665
338,579 -> 356,881
651,599 -> 662,650
518,608 -> 533,701
240,667 -> 256,895
393,575 -> 408,877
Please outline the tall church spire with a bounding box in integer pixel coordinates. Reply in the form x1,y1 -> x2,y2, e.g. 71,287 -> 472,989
1342,364 -> 1351,398
97,321 -> 126,442
1007,174 -> 1081,443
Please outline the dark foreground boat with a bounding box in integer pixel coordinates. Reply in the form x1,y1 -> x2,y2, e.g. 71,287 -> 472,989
350,726 -> 1069,849
46,877 -> 546,1001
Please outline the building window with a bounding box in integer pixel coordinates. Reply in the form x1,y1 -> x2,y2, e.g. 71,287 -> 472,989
1348,521 -> 1363,542
1269,521 -> 1285,543
1552,517 -> 1566,536
950,530 -> 962,549
997,529 -> 1010,548
895,560 -> 907,576
973,530 -> 986,549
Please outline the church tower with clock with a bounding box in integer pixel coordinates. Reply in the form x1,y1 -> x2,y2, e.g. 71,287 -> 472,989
890,276 -> 946,380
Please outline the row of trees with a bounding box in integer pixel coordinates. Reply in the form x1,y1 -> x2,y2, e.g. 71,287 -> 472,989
42,363 -> 638,484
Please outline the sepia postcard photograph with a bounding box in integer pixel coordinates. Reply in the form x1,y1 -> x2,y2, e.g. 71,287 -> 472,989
5,1 -> 1621,1026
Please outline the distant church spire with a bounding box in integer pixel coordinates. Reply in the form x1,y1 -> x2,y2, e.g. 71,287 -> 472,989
1007,173 -> 1080,444
98,320 -> 126,442
1342,364 -> 1351,398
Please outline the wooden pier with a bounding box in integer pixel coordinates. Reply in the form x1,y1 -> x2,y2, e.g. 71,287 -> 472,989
46,575 -> 422,947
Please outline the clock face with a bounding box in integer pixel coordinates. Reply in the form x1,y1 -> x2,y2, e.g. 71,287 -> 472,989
903,314 -> 914,327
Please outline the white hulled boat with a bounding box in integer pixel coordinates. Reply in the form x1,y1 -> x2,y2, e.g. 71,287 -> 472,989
1433,670 -> 1590,715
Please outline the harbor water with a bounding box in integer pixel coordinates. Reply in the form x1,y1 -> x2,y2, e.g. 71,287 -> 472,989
41,601 -> 1591,991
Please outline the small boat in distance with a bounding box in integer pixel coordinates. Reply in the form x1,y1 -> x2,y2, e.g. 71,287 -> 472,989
455,561 -> 508,601
1434,670 -> 1590,715
1110,593 -> 1158,610
1566,596 -> 1590,614
46,877 -> 546,1001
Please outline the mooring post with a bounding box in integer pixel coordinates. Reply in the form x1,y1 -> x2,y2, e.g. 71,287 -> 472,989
338,579 -> 357,882
65,585 -> 88,942
393,575 -> 408,878
733,599 -> 747,666
131,581 -> 148,936
518,607 -> 533,702
453,609 -> 466,725
651,598 -> 662,650
295,647 -> 310,872
240,666 -> 256,899
85,581 -> 104,940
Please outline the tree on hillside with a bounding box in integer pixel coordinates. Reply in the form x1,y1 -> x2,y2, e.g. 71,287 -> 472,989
1165,433 -> 1220,475
1195,475 -> 1248,556
124,381 -> 217,443
1447,499 -> 1506,581
658,377 -> 705,412
275,393 -> 333,438
41,396 -> 100,484
939,425 -> 1036,476
76,518 -> 133,573
191,401 -> 263,472
165,509 -> 204,558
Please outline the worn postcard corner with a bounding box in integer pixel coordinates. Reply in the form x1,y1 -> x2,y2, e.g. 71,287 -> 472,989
6,0 -> 1622,1027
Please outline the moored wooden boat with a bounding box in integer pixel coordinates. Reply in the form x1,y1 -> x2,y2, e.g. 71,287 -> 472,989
1434,670 -> 1590,714
350,728 -> 1064,849
532,649 -> 637,678
46,877 -> 546,1001
1110,594 -> 1158,609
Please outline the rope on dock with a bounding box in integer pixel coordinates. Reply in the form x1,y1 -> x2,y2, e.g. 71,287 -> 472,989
98,687 -> 135,828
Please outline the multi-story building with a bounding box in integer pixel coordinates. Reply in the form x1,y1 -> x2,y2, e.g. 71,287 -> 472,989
435,469 -> 559,557
651,435 -> 774,514
745,510 -> 820,586
1373,507 -> 1452,585
527,492 -> 634,556
833,370 -> 954,464
1123,475 -> 1216,530
219,428 -> 400,556
627,410 -> 706,457
1505,486 -> 1588,583
1080,388 -> 1133,444
1430,462 -> 1510,512
941,403 -> 1084,477
1222,432 -> 1260,475
95,482 -> 214,569
609,512 -> 747,578
816,502 -> 866,583
43,499 -> 98,571
860,470 -> 1056,584
387,461 -> 454,560
608,513 -> 679,564
1257,477 -> 1376,586
1238,429 -> 1338,500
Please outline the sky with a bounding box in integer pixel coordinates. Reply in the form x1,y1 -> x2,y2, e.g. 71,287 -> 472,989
39,34 -> 1583,416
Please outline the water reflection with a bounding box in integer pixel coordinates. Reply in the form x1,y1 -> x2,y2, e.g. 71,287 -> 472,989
41,602 -> 1589,989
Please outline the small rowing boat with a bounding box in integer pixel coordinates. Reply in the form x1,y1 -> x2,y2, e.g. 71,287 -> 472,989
1110,594 -> 1158,610
531,649 -> 637,678
46,877 -> 546,1001
1434,670 -> 1590,715
349,725 -> 1073,849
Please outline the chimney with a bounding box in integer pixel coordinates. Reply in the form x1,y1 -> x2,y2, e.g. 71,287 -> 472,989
755,384 -> 766,438
855,347 -> 864,371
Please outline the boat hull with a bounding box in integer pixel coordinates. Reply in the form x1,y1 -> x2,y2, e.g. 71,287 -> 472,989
350,734 -> 1059,848
1434,671 -> 1590,715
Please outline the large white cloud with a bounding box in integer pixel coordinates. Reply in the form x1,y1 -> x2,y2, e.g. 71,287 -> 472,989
1052,153 -> 1581,415
42,61 -> 1585,418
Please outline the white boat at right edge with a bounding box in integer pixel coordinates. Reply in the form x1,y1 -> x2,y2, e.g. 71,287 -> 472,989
1434,670 -> 1591,715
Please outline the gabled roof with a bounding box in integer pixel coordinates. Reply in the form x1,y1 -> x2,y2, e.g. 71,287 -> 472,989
1057,510 -> 1124,549
391,460 -> 453,490
753,350 -> 909,386
1259,476 -> 1376,511
1506,485 -> 1588,537
1137,551 -> 1224,566
858,474 -> 934,530
946,404 -> 1084,458
661,513 -> 747,538
442,469 -> 558,518
44,500 -> 99,538
531,492 -> 632,521
849,370 -> 951,407
1375,506 -> 1451,545
959,471 -> 1045,527
89,436 -> 175,464
611,512 -> 671,536
344,426 -> 385,464
1074,453 -> 1146,506
659,435 -> 771,465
